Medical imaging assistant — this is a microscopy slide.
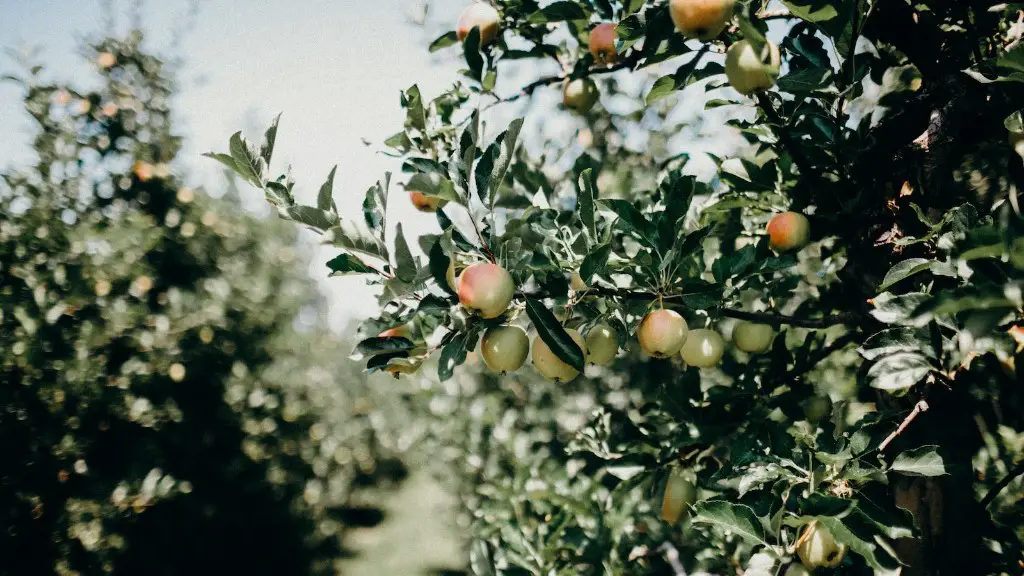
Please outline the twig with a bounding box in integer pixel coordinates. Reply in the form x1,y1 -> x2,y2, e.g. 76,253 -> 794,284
757,8 -> 792,20
657,542 -> 688,576
497,53 -> 642,103
773,331 -> 862,384
878,400 -> 930,452
980,459 -> 1024,508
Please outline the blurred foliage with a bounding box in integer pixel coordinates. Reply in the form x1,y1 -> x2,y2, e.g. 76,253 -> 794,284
0,32 -> 406,575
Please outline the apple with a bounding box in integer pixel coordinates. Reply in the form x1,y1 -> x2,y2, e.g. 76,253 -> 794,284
457,3 -> 501,46
570,270 -> 588,292
637,309 -> 689,358
585,323 -> 619,366
680,328 -> 725,368
732,321 -> 774,353
446,260 -> 458,292
669,0 -> 736,41
725,39 -> 781,95
409,191 -> 447,213
766,211 -> 810,253
589,23 -> 618,65
458,262 -> 515,319
796,522 -> 847,568
97,52 -> 117,69
481,325 -> 530,373
783,564 -> 810,576
802,396 -> 832,425
661,467 -> 697,524
532,329 -> 586,382
563,78 -> 600,113
379,324 -> 413,339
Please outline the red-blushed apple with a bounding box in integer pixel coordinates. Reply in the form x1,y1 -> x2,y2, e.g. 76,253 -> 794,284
725,39 -> 781,95
457,3 -> 501,46
637,309 -> 689,358
97,52 -> 117,69
766,211 -> 810,252
680,328 -> 725,368
563,78 -> 600,113
532,329 -> 585,382
480,325 -> 529,373
409,191 -> 447,213
797,522 -> 847,568
589,23 -> 618,64
458,262 -> 514,319
732,321 -> 774,353
378,324 -> 413,339
669,0 -> 735,41
661,467 -> 697,524
585,323 -> 618,366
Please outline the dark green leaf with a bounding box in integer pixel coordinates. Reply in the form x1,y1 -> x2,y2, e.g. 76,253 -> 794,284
317,165 -> 337,212
259,112 -> 281,164
578,168 -> 597,240
878,258 -> 936,291
286,205 -> 338,230
527,2 -> 588,23
692,500 -> 770,547
891,445 -> 947,477
326,253 -> 374,276
429,31 -> 459,53
579,244 -> 611,283
525,298 -> 584,371
393,223 -> 417,283
866,352 -> 932,392
462,27 -> 484,81
601,199 -> 655,248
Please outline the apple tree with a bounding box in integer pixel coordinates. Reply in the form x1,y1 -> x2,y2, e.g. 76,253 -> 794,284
211,0 -> 1024,573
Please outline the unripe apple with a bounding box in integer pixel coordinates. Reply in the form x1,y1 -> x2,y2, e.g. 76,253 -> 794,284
766,211 -> 811,253
661,467 -> 697,524
563,78 -> 600,113
532,329 -> 585,382
680,328 -> 725,368
783,563 -> 811,576
570,270 -> 588,292
585,323 -> 619,366
637,309 -> 689,358
589,23 -> 618,65
1010,126 -> 1024,157
732,321 -> 774,353
802,396 -> 832,425
481,325 -> 529,373
796,522 -> 847,569
456,3 -> 501,46
446,260 -> 457,292
409,191 -> 447,213
669,0 -> 736,41
725,39 -> 781,95
458,262 -> 515,319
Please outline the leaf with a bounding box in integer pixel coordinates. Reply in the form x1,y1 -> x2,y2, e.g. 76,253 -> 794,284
356,336 -> 416,355
403,157 -> 448,175
439,331 -> 472,381
259,112 -> 281,164
326,253 -> 374,276
286,205 -> 338,230
407,173 -> 461,203
317,165 -> 337,212
527,2 -> 588,23
229,131 -> 262,185
326,221 -> 388,261
429,31 -> 459,53
578,168 -> 597,240
363,173 -> 390,237
692,500 -> 770,548
870,292 -> 932,325
524,298 -> 584,371
776,66 -> 832,93
811,515 -> 902,571
402,85 -> 427,131
866,352 -> 932,392
579,244 -> 611,283
600,199 -> 655,248
485,118 -> 524,208
878,258 -> 934,291
469,540 -> 496,576
462,27 -> 484,81
858,327 -> 934,361
781,0 -> 839,23
891,445 -> 947,477
393,223 -> 417,283
428,240 -> 456,296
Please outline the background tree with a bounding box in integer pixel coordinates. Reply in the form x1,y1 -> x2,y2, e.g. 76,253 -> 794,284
216,0 -> 1024,574
0,31 -> 405,576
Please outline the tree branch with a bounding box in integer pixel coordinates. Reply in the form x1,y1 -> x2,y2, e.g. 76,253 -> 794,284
878,400 -> 930,452
498,53 -> 642,103
979,459 -> 1024,508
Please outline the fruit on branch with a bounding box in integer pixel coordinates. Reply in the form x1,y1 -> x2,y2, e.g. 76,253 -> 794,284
457,262 -> 514,319
725,39 -> 781,95
802,396 -> 832,425
446,260 -> 458,292
589,23 -> 618,65
570,270 -> 588,292
409,191 -> 447,213
532,329 -> 586,382
637,309 -> 689,358
669,0 -> 736,41
585,323 -> 619,366
97,51 -> 117,69
456,3 -> 501,46
680,328 -> 725,368
563,78 -> 600,113
661,467 -> 697,524
732,321 -> 774,353
766,211 -> 810,253
796,522 -> 847,568
481,325 -> 530,373
379,324 -> 413,339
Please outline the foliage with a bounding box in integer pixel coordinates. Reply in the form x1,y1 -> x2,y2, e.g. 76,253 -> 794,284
213,0 -> 1024,574
0,32 -> 404,575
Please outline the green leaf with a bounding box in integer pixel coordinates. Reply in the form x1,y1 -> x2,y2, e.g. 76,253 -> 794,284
811,515 -> 901,571
859,327 -> 934,361
393,223 -> 417,283
878,258 -> 935,291
429,31 -> 459,53
363,173 -> 390,237
229,131 -> 263,185
326,253 -> 374,276
439,331 -> 473,381
600,199 -> 655,248
579,244 -> 611,283
428,240 -> 456,296
781,0 -> 839,23
866,352 -> 932,392
527,2 -> 588,23
356,336 -> 416,355
402,85 -> 427,131
776,66 -> 833,93
485,118 -> 524,208
891,445 -> 947,477
692,500 -> 770,548
259,112 -> 281,164
326,221 -> 388,261
317,165 -> 337,213
525,298 -> 584,371
469,540 -> 496,576
407,173 -> 461,203
286,205 -> 338,230
870,292 -> 932,325
578,168 -> 597,240
403,157 -> 448,175
462,27 -> 484,81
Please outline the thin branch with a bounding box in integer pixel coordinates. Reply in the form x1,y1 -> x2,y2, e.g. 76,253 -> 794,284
782,331 -> 862,381
497,53 -> 642,104
980,459 -> 1024,508
878,400 -> 930,452
656,542 -> 688,576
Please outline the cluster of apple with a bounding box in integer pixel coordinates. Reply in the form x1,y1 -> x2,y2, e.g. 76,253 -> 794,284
453,0 -> 782,116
